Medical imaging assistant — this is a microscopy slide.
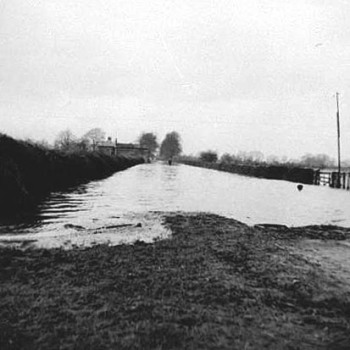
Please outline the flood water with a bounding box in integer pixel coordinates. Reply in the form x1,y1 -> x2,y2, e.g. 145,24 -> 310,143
1,162 -> 350,247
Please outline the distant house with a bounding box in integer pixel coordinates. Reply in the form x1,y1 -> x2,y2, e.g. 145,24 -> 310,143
96,137 -> 116,156
116,143 -> 149,159
96,137 -> 149,159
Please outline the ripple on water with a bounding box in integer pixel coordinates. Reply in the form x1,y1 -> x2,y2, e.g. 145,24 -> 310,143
1,162 -> 350,247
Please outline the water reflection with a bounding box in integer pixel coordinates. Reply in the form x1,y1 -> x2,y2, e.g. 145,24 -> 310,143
1,162 -> 350,240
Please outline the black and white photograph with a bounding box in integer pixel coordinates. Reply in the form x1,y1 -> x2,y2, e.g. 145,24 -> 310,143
0,1 -> 350,349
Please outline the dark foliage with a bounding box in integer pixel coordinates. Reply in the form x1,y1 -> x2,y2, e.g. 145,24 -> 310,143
138,132 -> 159,157
0,134 -> 144,215
180,159 -> 315,184
160,132 -> 182,159
199,150 -> 218,163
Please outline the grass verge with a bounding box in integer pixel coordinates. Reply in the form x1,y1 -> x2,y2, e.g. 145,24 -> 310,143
0,213 -> 350,349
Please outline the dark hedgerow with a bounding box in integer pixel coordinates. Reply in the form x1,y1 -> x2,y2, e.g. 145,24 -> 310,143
0,134 -> 144,215
180,159 -> 315,184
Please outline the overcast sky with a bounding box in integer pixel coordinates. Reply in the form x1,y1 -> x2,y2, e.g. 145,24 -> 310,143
1,0 -> 350,159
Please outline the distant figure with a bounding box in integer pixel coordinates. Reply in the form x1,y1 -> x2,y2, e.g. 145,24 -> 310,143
168,158 -> 172,166
297,184 -> 303,191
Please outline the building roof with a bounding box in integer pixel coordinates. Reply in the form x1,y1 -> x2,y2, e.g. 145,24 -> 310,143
117,143 -> 148,151
97,140 -> 115,148
96,140 -> 148,151
116,143 -> 135,148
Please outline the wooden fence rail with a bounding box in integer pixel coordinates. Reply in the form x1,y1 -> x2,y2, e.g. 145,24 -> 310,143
314,171 -> 350,190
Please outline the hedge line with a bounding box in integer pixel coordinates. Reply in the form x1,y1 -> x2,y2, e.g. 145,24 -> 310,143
180,160 -> 315,185
0,134 -> 144,215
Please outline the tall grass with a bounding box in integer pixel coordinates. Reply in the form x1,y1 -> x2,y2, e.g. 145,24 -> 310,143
0,134 -> 144,215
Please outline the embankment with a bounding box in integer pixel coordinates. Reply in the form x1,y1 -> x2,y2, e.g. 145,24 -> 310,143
180,159 -> 315,184
0,213 -> 349,349
0,134 -> 144,215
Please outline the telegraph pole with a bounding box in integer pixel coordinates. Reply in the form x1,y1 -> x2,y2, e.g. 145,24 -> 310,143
336,92 -> 341,188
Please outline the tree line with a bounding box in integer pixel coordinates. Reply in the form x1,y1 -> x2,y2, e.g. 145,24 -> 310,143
28,128 -> 348,169
27,128 -> 183,160
182,150 -> 350,169
138,131 -> 182,159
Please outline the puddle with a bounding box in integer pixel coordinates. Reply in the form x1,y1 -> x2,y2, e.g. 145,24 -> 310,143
0,212 -> 170,249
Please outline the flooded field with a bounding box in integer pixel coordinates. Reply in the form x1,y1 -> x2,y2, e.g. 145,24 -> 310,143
1,162 -> 350,247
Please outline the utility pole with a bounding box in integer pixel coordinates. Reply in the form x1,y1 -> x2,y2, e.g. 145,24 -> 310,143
336,92 -> 341,188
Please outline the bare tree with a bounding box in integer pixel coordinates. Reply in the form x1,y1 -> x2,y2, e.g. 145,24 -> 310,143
299,153 -> 335,168
266,155 -> 280,165
82,128 -> 106,151
248,151 -> 264,164
54,129 -> 77,152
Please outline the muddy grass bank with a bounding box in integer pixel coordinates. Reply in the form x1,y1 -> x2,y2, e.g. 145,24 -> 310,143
1,213 -> 350,349
0,134 -> 144,215
179,159 -> 315,185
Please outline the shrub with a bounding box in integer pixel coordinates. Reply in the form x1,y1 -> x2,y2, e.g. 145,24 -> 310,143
199,150 -> 218,163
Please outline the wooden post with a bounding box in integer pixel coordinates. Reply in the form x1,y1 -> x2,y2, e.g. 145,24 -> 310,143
336,93 -> 341,188
345,173 -> 347,189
